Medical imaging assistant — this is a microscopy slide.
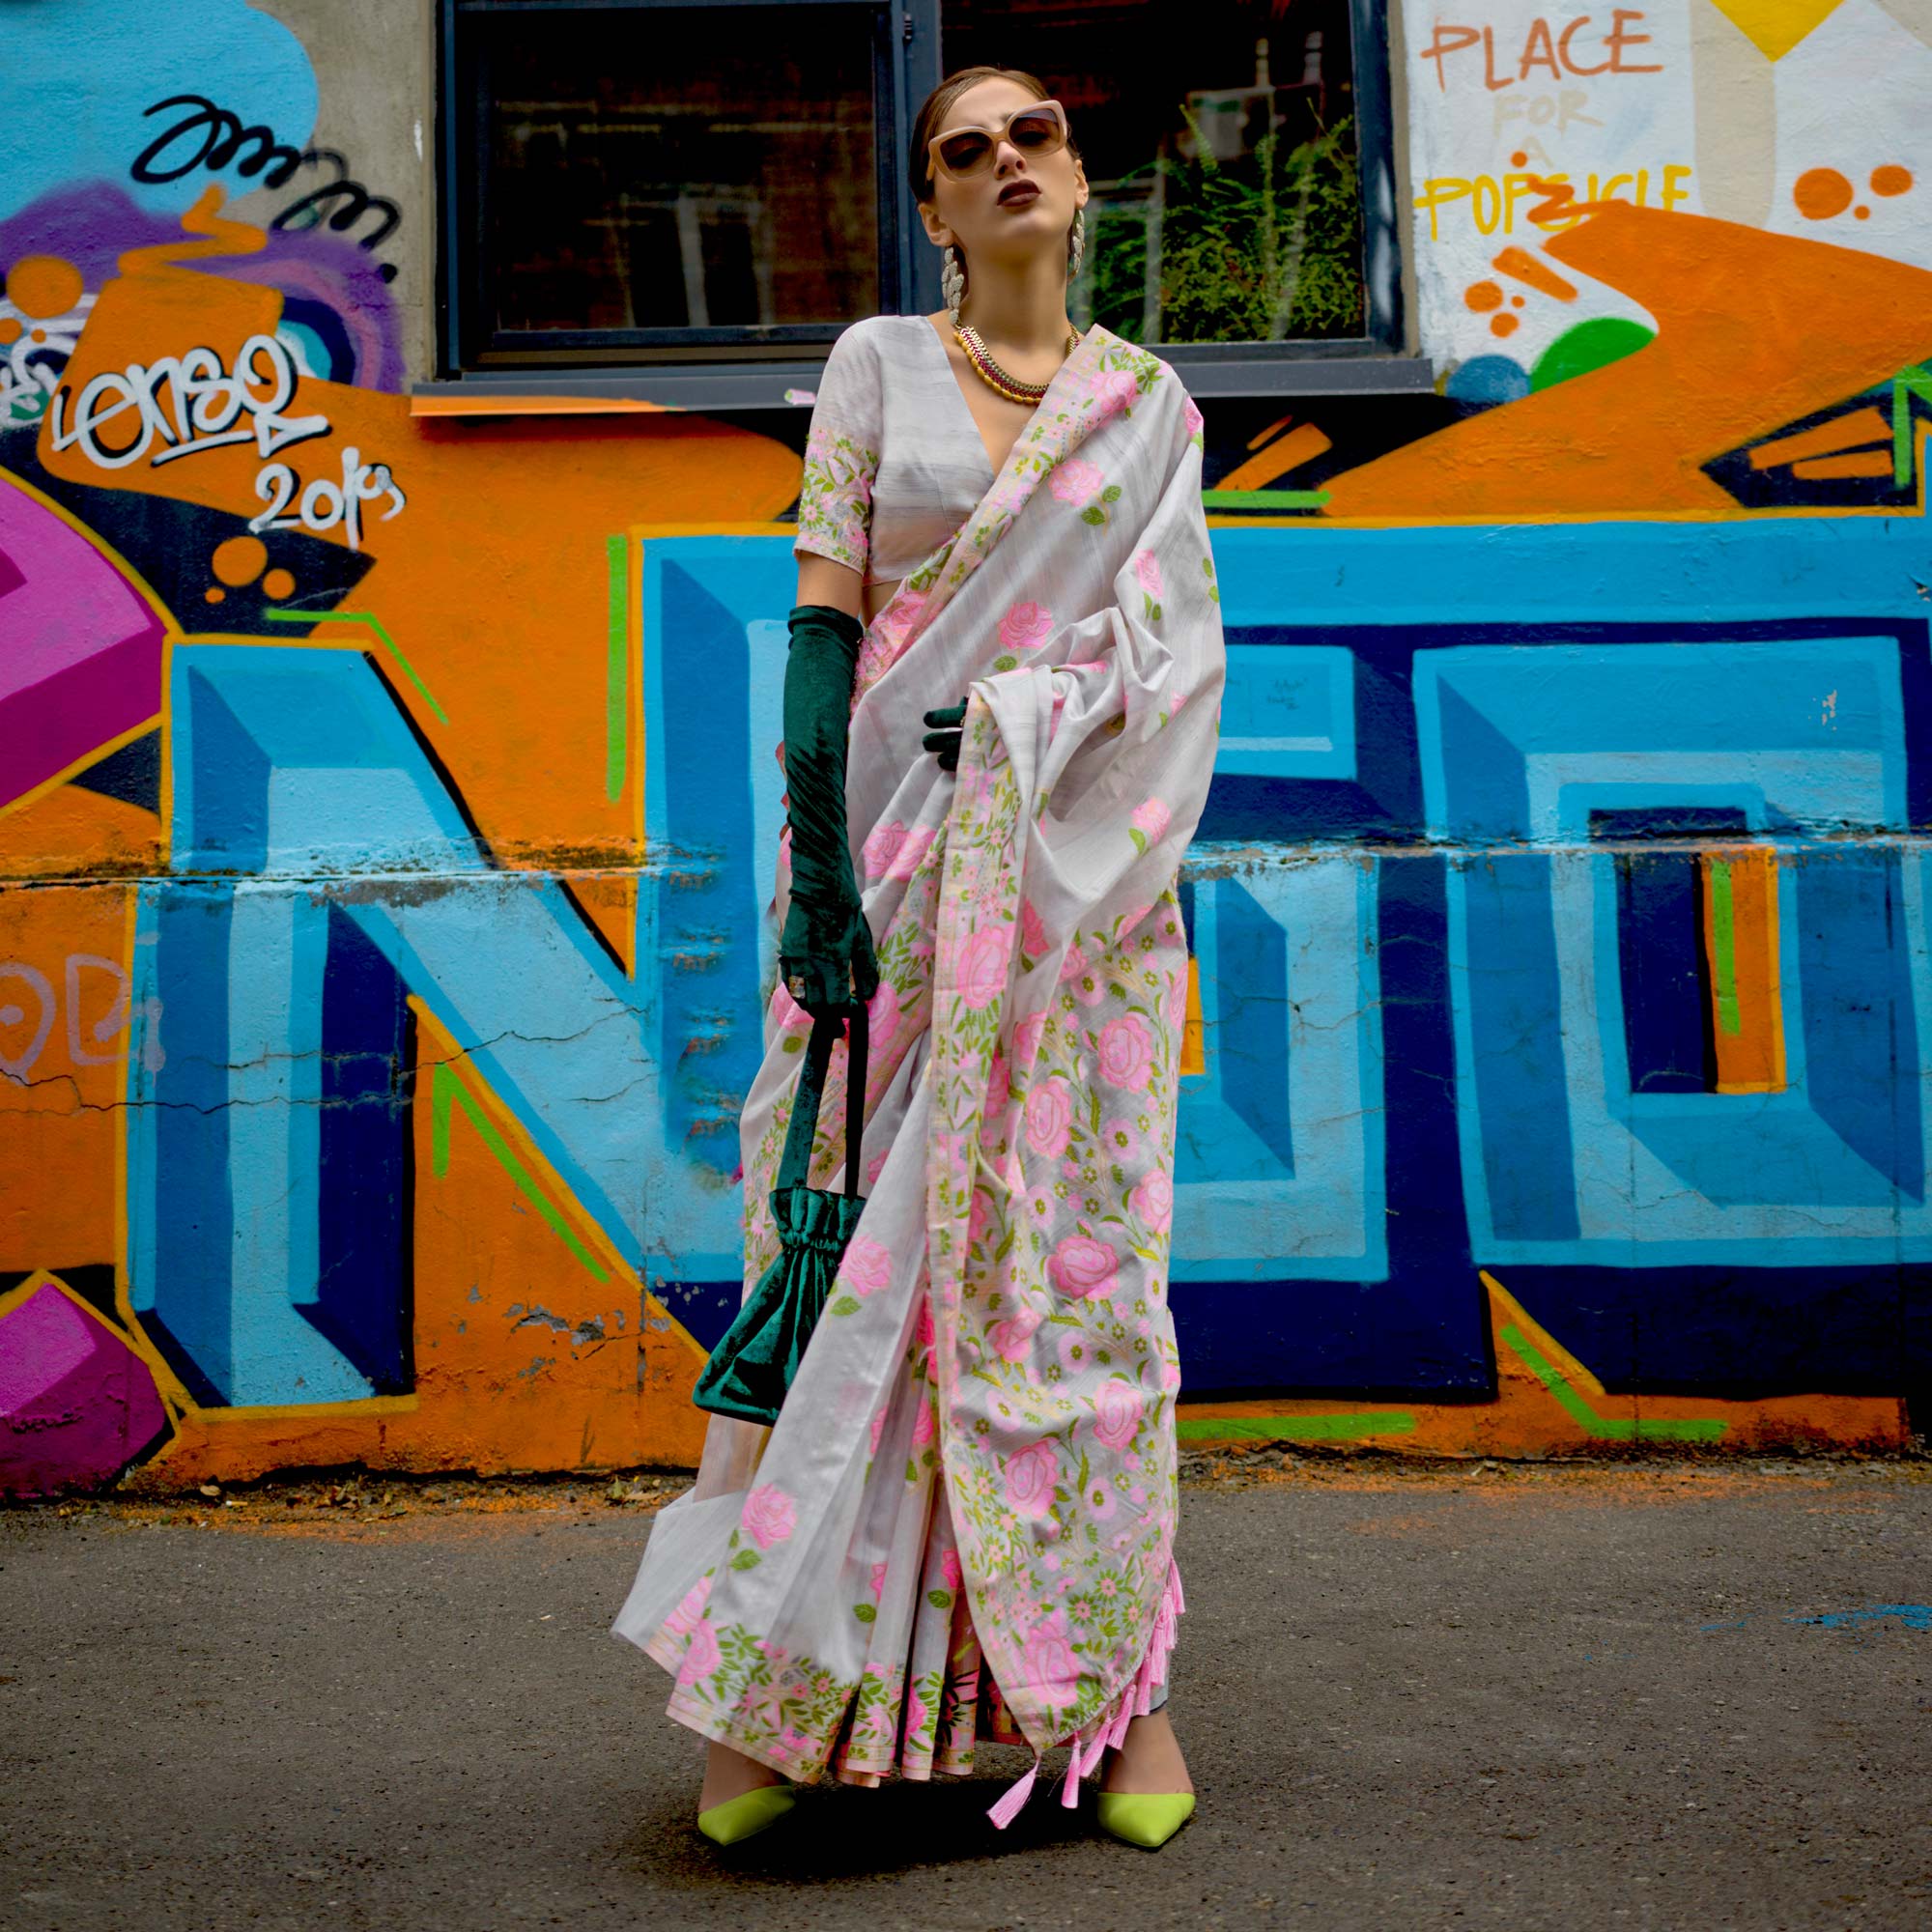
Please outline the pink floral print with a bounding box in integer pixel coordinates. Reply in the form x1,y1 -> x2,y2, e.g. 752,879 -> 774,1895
741,1484 -> 797,1549
1096,1012 -> 1154,1091
1047,1234 -> 1120,1299
1021,1608 -> 1081,1708
1004,1440 -> 1060,1518
1049,457 -> 1105,507
1093,1378 -> 1145,1449
989,1304 -> 1045,1361
1019,898 -> 1049,960
863,819 -> 908,878
676,1619 -> 723,1685
1024,1078 -> 1073,1157
884,819 -> 937,883
1090,368 -> 1141,422
842,1235 -> 893,1296
1129,1166 -> 1175,1233
998,600 -> 1056,653
794,418 -> 877,573
957,926 -> 1013,1009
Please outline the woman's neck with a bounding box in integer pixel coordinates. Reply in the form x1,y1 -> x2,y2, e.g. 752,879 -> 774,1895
957,247 -> 1075,355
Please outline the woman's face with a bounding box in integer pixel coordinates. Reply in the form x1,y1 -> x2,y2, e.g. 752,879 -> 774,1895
922,78 -> 1087,265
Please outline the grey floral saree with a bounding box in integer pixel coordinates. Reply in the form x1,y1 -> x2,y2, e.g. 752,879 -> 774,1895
611,318 -> 1226,1824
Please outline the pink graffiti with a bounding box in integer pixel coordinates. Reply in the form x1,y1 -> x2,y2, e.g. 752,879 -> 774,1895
0,474 -> 164,809
0,1284 -> 167,1497
0,953 -> 158,1084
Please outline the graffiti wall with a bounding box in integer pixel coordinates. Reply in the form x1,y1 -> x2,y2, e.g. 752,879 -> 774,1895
3,0 -> 1926,1496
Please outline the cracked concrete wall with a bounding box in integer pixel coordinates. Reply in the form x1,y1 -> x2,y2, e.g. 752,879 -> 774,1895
4,1 -> 1930,1496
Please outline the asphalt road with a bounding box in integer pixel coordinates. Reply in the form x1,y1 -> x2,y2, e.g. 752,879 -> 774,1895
3,1459 -> 1929,1931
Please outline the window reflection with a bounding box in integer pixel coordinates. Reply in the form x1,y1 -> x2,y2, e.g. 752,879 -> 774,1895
940,0 -> 1363,343
479,6 -> 880,341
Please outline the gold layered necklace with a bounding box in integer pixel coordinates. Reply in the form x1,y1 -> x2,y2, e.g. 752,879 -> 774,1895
953,318 -> 1083,404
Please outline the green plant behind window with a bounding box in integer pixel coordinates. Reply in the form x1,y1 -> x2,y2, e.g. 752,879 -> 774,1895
1092,108 -> 1364,346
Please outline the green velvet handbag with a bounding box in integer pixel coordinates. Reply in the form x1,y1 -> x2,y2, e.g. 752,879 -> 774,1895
693,1005 -> 869,1427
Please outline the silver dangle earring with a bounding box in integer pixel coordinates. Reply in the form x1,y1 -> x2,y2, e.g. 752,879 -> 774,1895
1067,206 -> 1085,281
942,243 -> 965,328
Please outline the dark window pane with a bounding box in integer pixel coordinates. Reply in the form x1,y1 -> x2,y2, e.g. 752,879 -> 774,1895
476,5 -> 880,339
939,0 -> 1364,343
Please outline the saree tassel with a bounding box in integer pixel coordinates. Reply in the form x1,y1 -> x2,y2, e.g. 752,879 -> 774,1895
1059,1742 -> 1086,1808
986,1747 -> 1041,1830
1125,1556 -> 1186,1724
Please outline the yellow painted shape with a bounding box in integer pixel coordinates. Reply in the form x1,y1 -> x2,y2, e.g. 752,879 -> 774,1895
410,392 -> 676,417
1704,0 -> 1848,60
563,873 -> 639,980
1481,1269 -> 1608,1396
1180,953 -> 1206,1075
1702,847 -> 1786,1094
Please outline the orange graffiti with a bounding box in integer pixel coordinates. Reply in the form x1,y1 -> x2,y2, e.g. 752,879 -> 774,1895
1747,406 -> 1890,470
1492,244 -> 1578,300
1324,204 -> 1932,517
1793,168 -> 1853,219
28,186 -> 799,874
1491,313 -> 1520,336
1871,164 -> 1913,197
1790,451 -> 1892,479
262,567 -> 296,600
0,888 -> 135,1268
1215,422 -> 1333,491
1465,280 -> 1505,311
211,535 -> 269,585
1703,849 -> 1784,1095
6,254 -> 84,319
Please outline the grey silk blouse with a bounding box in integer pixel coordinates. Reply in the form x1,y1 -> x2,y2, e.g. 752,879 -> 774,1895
791,313 -> 1000,589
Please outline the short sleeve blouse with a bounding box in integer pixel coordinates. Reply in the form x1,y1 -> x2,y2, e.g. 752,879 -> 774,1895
792,322 -> 883,578
792,316 -> 997,588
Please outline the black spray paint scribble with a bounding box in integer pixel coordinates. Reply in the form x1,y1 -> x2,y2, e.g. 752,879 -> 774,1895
131,96 -> 402,281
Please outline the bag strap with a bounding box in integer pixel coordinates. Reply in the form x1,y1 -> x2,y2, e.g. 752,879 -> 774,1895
776,1004 -> 869,1197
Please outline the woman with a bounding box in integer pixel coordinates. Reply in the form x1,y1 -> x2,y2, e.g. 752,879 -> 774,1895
611,65 -> 1225,1853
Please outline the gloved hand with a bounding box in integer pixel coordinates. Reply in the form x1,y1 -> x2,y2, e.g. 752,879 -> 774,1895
923,698 -> 968,772
779,604 -> 878,1017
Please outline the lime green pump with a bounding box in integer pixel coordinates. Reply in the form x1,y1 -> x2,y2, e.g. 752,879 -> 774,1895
1094,1790 -> 1196,1850
696,1784 -> 796,1846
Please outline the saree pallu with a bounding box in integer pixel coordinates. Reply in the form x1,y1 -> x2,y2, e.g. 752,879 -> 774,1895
611,322 -> 1225,1823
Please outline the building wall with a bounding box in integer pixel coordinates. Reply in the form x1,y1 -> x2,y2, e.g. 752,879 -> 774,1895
4,0 -> 1928,1496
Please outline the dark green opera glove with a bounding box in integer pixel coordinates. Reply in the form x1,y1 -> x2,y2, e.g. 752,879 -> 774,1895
780,604 -> 878,1017
923,699 -> 968,772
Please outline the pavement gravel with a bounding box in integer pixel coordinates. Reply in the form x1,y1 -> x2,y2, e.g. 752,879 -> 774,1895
3,1454 -> 1929,1931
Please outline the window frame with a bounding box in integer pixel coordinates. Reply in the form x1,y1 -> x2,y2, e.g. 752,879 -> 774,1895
426,0 -> 1428,412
